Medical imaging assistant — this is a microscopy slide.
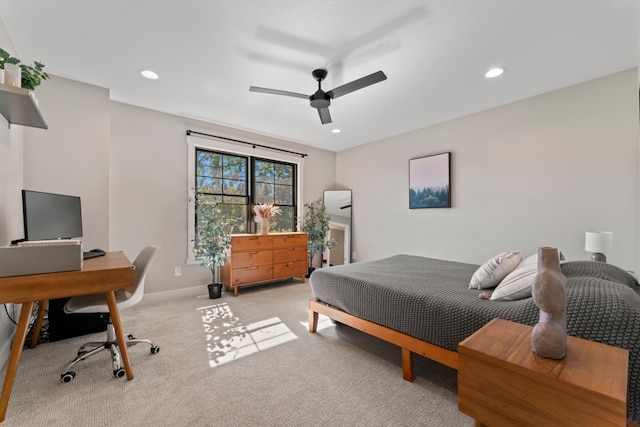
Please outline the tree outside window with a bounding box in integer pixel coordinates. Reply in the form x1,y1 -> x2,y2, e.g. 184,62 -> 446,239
196,150 -> 296,233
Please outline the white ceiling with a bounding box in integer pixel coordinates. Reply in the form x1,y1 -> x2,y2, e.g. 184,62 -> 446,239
0,1 -> 638,152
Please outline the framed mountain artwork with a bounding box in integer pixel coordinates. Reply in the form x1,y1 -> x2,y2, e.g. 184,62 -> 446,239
409,152 -> 451,209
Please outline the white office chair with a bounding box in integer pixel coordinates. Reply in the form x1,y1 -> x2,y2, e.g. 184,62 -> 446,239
60,245 -> 161,383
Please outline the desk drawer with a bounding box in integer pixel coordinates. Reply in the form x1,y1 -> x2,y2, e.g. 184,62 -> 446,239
273,246 -> 306,264
274,260 -> 307,278
231,250 -> 272,268
273,234 -> 307,248
231,265 -> 273,285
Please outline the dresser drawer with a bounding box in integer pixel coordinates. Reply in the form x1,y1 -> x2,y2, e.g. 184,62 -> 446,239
232,236 -> 273,251
274,260 -> 307,278
231,250 -> 272,268
273,234 -> 307,248
231,265 -> 273,285
273,246 -> 307,264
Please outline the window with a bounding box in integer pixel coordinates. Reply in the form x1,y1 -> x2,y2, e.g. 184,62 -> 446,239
187,134 -> 304,264
253,159 -> 296,231
196,149 -> 249,233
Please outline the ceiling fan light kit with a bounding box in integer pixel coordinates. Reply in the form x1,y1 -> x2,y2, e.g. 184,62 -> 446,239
249,68 -> 387,124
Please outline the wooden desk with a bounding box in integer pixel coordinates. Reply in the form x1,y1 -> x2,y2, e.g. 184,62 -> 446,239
458,318 -> 628,427
0,251 -> 135,422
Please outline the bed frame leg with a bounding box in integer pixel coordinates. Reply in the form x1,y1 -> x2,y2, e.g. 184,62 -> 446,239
309,308 -> 319,333
402,348 -> 414,382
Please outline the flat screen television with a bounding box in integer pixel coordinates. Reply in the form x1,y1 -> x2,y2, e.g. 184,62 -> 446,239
21,190 -> 83,241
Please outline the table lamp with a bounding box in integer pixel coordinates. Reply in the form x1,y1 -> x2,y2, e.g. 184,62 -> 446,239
584,231 -> 613,263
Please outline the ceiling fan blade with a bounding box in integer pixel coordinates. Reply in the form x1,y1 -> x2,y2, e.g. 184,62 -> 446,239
317,107 -> 332,124
327,71 -> 387,99
249,86 -> 309,99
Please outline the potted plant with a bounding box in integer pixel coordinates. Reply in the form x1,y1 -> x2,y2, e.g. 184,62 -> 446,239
0,48 -> 49,90
20,60 -> 49,90
301,199 -> 337,277
192,193 -> 232,299
0,48 -> 20,86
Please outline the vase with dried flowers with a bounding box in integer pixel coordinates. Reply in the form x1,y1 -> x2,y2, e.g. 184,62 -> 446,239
253,203 -> 282,235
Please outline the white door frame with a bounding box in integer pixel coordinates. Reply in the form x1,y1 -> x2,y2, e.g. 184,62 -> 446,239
326,221 -> 350,265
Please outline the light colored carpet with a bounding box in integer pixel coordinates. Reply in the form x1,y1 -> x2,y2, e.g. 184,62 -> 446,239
2,281 -> 471,426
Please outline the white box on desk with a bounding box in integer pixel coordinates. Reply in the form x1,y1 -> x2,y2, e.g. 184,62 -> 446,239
0,244 -> 83,277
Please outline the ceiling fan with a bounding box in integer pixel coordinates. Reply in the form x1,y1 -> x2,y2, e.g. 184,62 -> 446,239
249,69 -> 387,124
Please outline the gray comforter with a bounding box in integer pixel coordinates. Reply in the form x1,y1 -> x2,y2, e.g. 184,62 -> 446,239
309,254 -> 640,423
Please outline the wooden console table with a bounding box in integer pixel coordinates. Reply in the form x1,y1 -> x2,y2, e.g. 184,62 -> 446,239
0,251 -> 135,422
458,318 -> 628,427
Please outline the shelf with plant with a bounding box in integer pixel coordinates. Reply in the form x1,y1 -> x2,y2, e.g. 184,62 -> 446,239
0,48 -> 49,90
0,48 -> 50,128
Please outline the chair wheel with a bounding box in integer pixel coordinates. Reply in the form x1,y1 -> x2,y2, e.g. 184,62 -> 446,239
150,346 -> 160,354
61,371 -> 76,383
127,334 -> 135,340
114,368 -> 126,378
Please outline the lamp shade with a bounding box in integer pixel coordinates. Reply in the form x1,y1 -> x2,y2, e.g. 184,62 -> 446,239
585,231 -> 613,253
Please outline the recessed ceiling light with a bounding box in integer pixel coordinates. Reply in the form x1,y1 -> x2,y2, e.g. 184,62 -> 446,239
332,129 -> 342,134
140,69 -> 159,80
485,67 -> 505,79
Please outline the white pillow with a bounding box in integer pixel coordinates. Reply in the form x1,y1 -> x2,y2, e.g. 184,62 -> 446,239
469,251 -> 522,289
490,253 -> 538,301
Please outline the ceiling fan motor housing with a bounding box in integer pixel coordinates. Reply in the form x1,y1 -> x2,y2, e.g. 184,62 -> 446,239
310,90 -> 331,109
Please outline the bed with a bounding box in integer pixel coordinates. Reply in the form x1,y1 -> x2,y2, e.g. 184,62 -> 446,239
307,254 -> 640,424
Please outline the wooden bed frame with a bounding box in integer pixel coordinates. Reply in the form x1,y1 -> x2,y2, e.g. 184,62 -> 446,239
308,298 -> 458,381
309,298 -> 640,427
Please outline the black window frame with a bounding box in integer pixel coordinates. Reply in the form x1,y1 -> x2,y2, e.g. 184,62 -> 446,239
195,148 -> 298,233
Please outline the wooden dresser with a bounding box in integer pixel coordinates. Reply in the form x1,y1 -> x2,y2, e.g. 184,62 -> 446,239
220,232 -> 308,296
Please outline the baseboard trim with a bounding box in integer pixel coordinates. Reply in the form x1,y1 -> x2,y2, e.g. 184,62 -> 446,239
140,285 -> 208,306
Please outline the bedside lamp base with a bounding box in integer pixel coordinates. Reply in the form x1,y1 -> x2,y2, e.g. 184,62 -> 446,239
590,252 -> 606,263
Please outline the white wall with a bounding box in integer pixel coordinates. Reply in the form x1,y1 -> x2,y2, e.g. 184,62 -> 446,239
0,22 -> 23,368
108,102 -> 336,294
0,119 -> 23,245
23,76 -> 111,251
337,68 -> 640,272
0,110 -> 23,369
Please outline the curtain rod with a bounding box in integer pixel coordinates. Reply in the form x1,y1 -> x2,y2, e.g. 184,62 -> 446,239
186,130 -> 308,158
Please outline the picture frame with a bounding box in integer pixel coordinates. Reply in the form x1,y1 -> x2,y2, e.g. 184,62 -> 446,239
409,152 -> 451,209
